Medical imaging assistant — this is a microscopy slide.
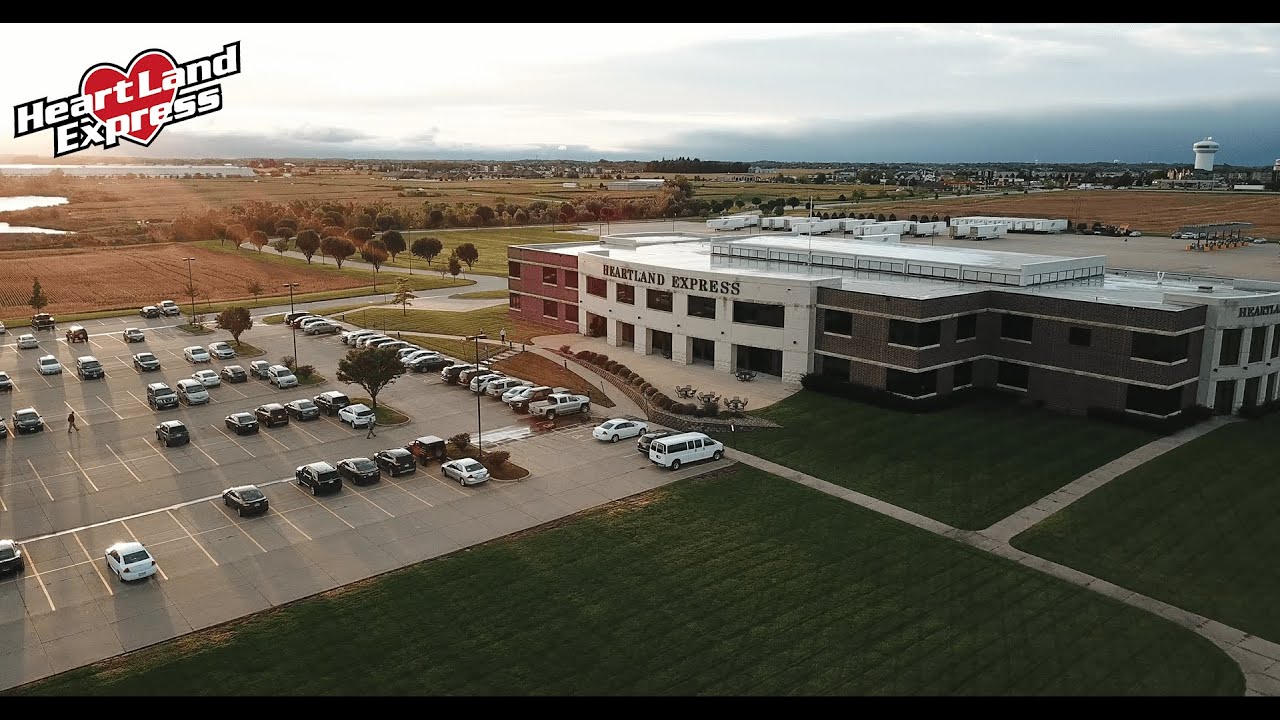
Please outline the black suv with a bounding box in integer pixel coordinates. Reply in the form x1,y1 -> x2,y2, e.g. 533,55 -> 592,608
220,365 -> 248,383
155,421 -> 190,447
11,408 -> 44,434
314,391 -> 351,416
336,457 -> 381,486
374,448 -> 417,477
31,313 -> 55,331
254,403 -> 289,428
139,306 -> 161,319
0,540 -> 24,576
296,462 -> 342,495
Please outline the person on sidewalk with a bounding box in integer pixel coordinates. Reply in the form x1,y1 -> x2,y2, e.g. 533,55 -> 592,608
67,410 -> 79,433
366,416 -> 377,439
500,327 -> 507,346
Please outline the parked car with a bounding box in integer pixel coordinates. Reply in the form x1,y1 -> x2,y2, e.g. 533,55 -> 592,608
529,393 -> 591,419
104,542 -> 157,582
503,385 -> 553,405
0,321 -> 5,334
254,403 -> 289,428
297,317 -> 330,330
337,457 -> 381,486
441,458 -> 490,486
637,430 -> 675,455
176,378 -> 210,406
486,377 -> 531,397
285,398 -> 321,421
648,432 -> 724,471
183,346 -> 211,363
314,391 -> 351,416
441,363 -> 475,384
30,313 -> 55,331
295,461 -> 342,495
17,333 -> 38,349
283,311 -> 313,325
289,315 -> 320,329
405,435 -> 448,465
225,412 -> 259,435
400,349 -> 436,364
468,372 -> 506,394
65,325 -> 89,343
268,365 -> 298,388
357,335 -> 392,349
158,300 -> 182,316
343,330 -> 379,346
0,371 -> 12,392
192,369 -> 221,387
208,341 -> 236,359
406,353 -> 452,372
396,346 -> 426,360
337,403 -> 375,428
249,360 -> 272,380
122,327 -> 146,342
133,352 -> 161,371
139,306 -> 161,319
146,382 -> 179,410
593,418 -> 649,443
36,355 -> 62,375
374,448 -> 417,477
0,539 -> 24,576
304,321 -> 340,335
374,340 -> 413,353
220,364 -> 248,383
0,419 -> 6,438
222,485 -> 269,517
155,420 -> 190,447
457,366 -> 493,385
75,355 -> 105,380
11,407 -> 45,434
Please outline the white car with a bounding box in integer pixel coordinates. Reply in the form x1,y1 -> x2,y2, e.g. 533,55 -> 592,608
192,369 -> 221,387
0,321 -> 6,334
592,419 -> 649,443
441,458 -> 490,486
396,346 -> 425,359
183,346 -> 211,363
298,317 -> 330,330
17,333 -> 38,349
401,350 -> 440,366
104,541 -> 157,583
303,322 -> 340,335
36,355 -> 62,375
0,371 -> 12,391
357,335 -> 390,348
376,341 -> 413,353
486,377 -> 531,397
208,341 -> 236,359
267,365 -> 298,388
469,373 -> 506,393
343,330 -> 378,346
337,403 -> 375,428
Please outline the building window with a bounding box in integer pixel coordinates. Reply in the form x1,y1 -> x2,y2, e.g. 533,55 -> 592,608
886,369 -> 937,398
647,289 -> 673,312
508,261 -> 521,278
1220,328 -> 1242,366
824,309 -> 853,336
565,304 -> 578,323
1249,327 -> 1266,363
687,295 -> 717,319
1069,327 -> 1092,347
1125,385 -> 1182,417
543,299 -> 558,318
564,271 -> 578,289
542,266 -> 558,285
586,276 -> 606,298
509,294 -> 521,310
732,301 -> 785,328
1000,314 -> 1033,342
1132,332 -> 1189,363
615,283 -> 635,305
1272,328 -> 1280,359
956,314 -> 977,341
888,320 -> 941,347
953,361 -> 973,389
996,361 -> 1029,390
818,354 -> 850,380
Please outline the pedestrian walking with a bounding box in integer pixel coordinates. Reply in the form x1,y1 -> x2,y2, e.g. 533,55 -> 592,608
500,327 -> 507,346
67,410 -> 79,433
366,416 -> 377,439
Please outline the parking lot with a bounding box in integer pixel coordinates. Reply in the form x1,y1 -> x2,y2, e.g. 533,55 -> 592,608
0,309 -> 727,689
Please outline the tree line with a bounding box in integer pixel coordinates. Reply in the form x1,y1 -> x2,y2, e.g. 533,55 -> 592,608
642,158 -> 751,174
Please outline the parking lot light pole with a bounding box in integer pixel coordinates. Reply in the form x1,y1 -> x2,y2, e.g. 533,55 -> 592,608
282,283 -> 299,365
183,257 -> 197,323
467,333 -> 487,456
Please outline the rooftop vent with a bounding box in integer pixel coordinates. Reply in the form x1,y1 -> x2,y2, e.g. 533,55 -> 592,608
1197,285 -> 1214,293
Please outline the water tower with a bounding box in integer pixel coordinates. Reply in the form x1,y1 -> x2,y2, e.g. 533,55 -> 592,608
1193,137 -> 1220,171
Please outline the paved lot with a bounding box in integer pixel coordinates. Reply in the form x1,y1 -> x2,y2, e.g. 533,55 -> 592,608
0,310 -> 725,689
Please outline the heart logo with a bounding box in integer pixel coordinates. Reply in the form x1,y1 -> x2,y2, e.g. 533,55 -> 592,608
80,49 -> 178,146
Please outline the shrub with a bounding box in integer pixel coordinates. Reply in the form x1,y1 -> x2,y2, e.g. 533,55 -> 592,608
279,355 -> 296,371
682,402 -> 700,415
1238,399 -> 1280,420
484,450 -> 511,468
575,349 -> 594,360
631,375 -> 644,387
449,432 -> 471,451
604,360 -> 619,373
593,353 -> 609,365
615,365 -> 630,376
559,345 -> 572,354
294,364 -> 315,379
642,384 -> 656,397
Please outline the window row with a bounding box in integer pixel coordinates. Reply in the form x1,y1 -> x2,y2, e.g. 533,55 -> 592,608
508,294 -> 577,322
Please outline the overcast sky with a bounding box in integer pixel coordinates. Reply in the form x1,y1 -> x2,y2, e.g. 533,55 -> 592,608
3,23 -> 1279,164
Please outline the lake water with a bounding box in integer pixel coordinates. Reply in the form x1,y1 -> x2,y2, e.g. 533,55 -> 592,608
0,164 -> 255,177
0,196 -> 69,234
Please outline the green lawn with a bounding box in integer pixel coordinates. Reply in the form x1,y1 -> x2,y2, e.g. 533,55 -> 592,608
10,466 -> 1239,696
387,227 -> 590,277
340,305 -> 553,344
735,391 -> 1157,530
195,240 -> 473,293
1012,415 -> 1280,644
398,334 -> 509,364
224,341 -> 265,358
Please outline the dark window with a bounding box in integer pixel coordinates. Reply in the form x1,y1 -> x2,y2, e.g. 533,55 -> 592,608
888,320 -> 941,347
646,289 -> 673,312
956,314 -> 977,340
564,271 -> 578,289
732,301 -> 785,328
616,283 -> 635,305
1272,329 -> 1280,359
1126,385 -> 1182,416
509,294 -> 520,309
508,261 -> 520,278
1000,314 -> 1033,342
819,354 -> 850,380
1132,332 -> 1188,363
886,369 -> 937,398
542,266 -> 558,285
543,299 -> 558,318
586,276 -> 606,298
953,361 -> 973,388
1249,327 -> 1266,363
997,362 -> 1029,390
565,304 -> 578,322
1068,327 -> 1092,346
824,309 -> 853,335
1220,328 -> 1242,366
687,295 -> 717,319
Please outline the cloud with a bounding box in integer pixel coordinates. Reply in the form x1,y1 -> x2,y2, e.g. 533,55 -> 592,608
287,126 -> 372,143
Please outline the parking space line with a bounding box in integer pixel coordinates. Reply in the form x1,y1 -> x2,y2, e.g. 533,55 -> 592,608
211,426 -> 257,458
352,487 -> 395,518
25,459 -> 56,502
223,383 -> 249,399
211,501 -> 269,553
270,502 -> 314,541
0,495 -> 7,512
65,451 -> 101,492
188,441 -> 221,466
289,423 -> 323,443
258,430 -> 291,451
96,396 -> 124,420
291,484 -> 356,529
125,389 -> 150,411
428,472 -> 470,497
118,520 -> 168,581
73,532 -> 114,596
384,477 -> 435,508
166,510 -> 219,567
105,444 -> 144,483
147,442 -> 182,472
63,399 -> 88,426
17,549 -> 57,612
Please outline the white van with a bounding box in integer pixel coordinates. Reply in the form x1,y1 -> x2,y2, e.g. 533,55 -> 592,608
648,432 -> 725,471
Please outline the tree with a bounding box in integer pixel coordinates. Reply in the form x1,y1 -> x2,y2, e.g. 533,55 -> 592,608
888,213 -> 897,221
381,230 -> 406,260
447,253 -> 463,280
28,277 -> 49,313
360,239 -> 389,290
750,196 -> 762,206
295,229 -> 320,264
877,213 -> 887,222
412,236 -> 443,266
213,223 -> 228,246
226,223 -> 248,247
474,206 -> 496,225
249,230 -> 269,253
348,226 -> 374,249
391,277 -> 417,315
336,346 -> 405,409
245,279 -> 264,303
455,242 -> 479,270
276,226 -> 295,247
427,209 -> 444,227
321,235 -> 356,269
215,307 -> 253,347
375,213 -> 396,232
786,196 -> 800,208
270,237 -> 290,256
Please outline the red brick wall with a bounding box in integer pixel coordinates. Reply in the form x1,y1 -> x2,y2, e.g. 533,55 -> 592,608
508,247 -> 581,334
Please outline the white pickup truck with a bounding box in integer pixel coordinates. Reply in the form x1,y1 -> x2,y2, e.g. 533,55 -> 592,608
529,393 -> 591,419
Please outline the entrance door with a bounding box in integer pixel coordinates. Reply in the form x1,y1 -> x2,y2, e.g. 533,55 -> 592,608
650,330 -> 673,358
618,321 -> 635,347
735,345 -> 783,377
585,313 -> 607,338
1242,376 -> 1261,410
691,338 -> 715,365
1213,380 -> 1236,414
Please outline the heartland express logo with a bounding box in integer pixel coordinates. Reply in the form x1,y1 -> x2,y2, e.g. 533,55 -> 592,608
13,42 -> 241,157
602,264 -> 741,295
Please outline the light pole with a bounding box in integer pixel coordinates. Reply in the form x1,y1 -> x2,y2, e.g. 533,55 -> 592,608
466,333 -> 487,457
182,257 -> 196,324
282,283 -> 299,365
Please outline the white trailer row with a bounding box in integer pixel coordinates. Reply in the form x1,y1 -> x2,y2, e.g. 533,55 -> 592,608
910,221 -> 947,236
949,223 -> 1008,240
949,216 -> 1068,233
706,215 -> 760,231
